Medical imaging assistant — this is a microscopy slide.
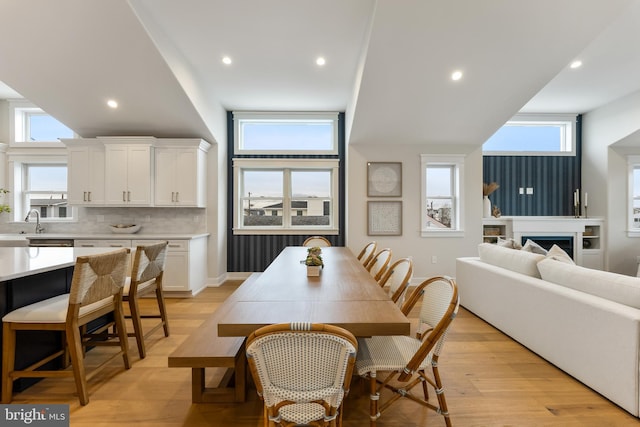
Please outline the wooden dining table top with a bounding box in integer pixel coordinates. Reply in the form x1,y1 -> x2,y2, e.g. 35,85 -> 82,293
217,246 -> 411,338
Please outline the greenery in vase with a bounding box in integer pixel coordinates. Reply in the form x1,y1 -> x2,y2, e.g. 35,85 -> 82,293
0,188 -> 10,214
305,247 -> 323,266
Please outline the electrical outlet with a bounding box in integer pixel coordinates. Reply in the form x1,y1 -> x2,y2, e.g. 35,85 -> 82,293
519,187 -> 524,195
193,215 -> 200,222
143,215 -> 151,222
431,255 -> 437,264
96,215 -> 104,223
526,187 -> 534,195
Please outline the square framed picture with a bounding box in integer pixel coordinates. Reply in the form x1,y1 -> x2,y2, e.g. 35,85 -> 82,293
367,162 -> 402,197
367,201 -> 402,236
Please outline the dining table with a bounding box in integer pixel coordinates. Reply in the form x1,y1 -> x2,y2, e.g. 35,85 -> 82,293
217,246 -> 411,338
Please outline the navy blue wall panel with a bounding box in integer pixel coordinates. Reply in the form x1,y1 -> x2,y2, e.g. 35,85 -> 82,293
483,116 -> 582,216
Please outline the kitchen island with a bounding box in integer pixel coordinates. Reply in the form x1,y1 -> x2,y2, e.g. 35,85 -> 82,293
0,246 -> 126,391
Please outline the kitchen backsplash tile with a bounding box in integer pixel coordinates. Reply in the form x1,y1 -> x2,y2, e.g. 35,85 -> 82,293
0,207 -> 207,235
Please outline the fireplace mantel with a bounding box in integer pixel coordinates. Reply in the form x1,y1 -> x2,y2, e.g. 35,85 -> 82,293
482,216 -> 605,270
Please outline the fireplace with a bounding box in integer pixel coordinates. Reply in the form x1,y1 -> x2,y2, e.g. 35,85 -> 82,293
521,235 -> 574,259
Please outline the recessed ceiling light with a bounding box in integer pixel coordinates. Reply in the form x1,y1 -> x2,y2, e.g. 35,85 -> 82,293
570,60 -> 582,69
222,56 -> 232,65
107,99 -> 118,109
451,70 -> 463,81
316,57 -> 326,66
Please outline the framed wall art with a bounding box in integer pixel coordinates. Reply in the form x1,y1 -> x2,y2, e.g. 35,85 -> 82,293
367,162 -> 402,197
367,201 -> 402,236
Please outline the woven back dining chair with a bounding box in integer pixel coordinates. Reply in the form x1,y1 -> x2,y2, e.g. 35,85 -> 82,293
355,276 -> 459,427
356,241 -> 377,267
302,236 -> 332,247
365,248 -> 392,281
376,257 -> 413,306
246,322 -> 358,427
123,241 -> 169,359
2,248 -> 131,405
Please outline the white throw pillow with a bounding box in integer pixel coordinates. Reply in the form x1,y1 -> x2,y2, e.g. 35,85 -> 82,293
497,237 -> 522,249
478,243 -> 545,278
521,239 -> 548,255
545,244 -> 575,265
538,258 -> 640,309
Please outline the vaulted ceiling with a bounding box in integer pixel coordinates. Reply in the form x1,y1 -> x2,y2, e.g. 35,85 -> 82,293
1,0 -> 639,147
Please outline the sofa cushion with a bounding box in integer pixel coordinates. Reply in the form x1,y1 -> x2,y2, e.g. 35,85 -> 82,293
497,237 -> 522,249
537,258 -> 640,309
521,239 -> 548,255
478,243 -> 545,278
545,244 -> 575,265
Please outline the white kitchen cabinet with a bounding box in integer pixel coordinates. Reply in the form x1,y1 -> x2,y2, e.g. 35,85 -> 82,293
101,137 -> 155,206
154,139 -> 210,207
62,139 -> 105,205
74,239 -> 132,248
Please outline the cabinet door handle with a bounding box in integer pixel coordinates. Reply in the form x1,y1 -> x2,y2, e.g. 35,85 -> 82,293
122,191 -> 126,202
171,191 -> 175,202
83,191 -> 87,202
175,192 -> 179,202
109,244 -> 123,247
88,191 -> 92,202
127,191 -> 131,202
79,244 -> 95,247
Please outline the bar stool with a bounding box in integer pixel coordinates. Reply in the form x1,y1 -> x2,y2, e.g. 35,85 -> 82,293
1,248 -> 131,405
123,241 -> 169,359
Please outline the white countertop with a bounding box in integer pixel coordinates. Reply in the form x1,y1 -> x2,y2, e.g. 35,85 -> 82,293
0,247 -> 129,281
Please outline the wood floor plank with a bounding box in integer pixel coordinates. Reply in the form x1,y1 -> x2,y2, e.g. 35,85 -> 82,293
7,281 -> 638,426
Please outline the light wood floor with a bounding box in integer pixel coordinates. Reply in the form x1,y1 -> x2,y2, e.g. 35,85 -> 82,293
9,281 -> 639,426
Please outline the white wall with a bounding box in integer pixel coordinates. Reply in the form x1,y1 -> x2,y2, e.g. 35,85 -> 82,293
347,143 -> 483,281
582,89 -> 640,275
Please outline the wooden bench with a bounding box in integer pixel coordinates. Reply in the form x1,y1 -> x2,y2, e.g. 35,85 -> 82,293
168,273 -> 261,403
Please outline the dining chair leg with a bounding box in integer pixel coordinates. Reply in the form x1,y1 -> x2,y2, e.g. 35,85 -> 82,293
432,362 -> 452,427
128,296 -> 146,359
1,323 -> 16,403
66,322 -> 89,405
369,374 -> 379,426
115,302 -> 131,369
155,287 -> 170,337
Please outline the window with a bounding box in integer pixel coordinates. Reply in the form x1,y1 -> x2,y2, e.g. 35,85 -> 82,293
6,155 -> 75,222
421,154 -> 465,237
483,113 -> 576,156
234,112 -> 338,155
9,100 -> 74,145
628,156 -> 640,234
233,159 -> 339,234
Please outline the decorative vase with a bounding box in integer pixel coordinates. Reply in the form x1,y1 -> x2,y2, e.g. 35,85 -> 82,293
307,265 -> 321,277
483,196 -> 492,218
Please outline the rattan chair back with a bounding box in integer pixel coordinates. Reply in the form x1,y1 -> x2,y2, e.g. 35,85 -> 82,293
302,236 -> 332,247
377,257 -> 413,305
356,241 -> 377,266
246,322 -> 357,426
366,248 -> 392,281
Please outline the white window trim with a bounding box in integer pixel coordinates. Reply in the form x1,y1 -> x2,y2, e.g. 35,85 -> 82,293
627,155 -> 640,236
6,151 -> 76,223
8,99 -> 73,148
483,113 -> 577,156
421,154 -> 465,237
233,158 -> 339,235
233,111 -> 339,155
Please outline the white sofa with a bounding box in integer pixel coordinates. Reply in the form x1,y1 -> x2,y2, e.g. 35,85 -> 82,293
456,243 -> 640,417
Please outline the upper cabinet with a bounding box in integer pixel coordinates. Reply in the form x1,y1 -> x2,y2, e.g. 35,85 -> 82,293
63,137 -> 210,208
154,139 -> 210,207
101,137 -> 155,206
63,139 -> 105,205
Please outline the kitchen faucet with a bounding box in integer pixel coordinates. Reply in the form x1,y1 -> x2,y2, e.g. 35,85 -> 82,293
24,209 -> 45,234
